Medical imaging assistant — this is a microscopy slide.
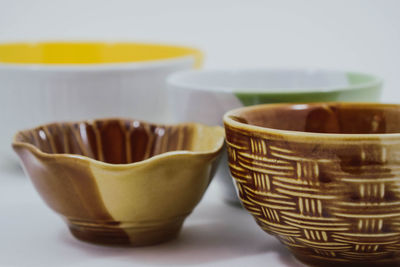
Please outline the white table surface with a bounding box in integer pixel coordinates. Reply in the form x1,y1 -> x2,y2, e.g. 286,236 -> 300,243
0,166 -> 306,267
1,0 -> 400,266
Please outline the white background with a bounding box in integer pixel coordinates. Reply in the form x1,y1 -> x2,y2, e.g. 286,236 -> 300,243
1,0 -> 400,266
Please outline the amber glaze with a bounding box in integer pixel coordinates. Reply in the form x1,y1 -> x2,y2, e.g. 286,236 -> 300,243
224,103 -> 400,267
13,119 -> 224,246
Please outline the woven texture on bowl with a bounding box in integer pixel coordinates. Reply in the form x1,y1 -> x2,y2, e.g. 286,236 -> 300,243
225,124 -> 400,266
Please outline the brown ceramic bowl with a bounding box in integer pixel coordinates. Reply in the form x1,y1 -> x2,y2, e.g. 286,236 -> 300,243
224,102 -> 400,267
13,119 -> 224,246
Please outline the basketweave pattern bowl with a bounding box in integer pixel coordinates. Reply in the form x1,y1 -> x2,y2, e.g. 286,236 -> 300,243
13,118 -> 224,246
224,103 -> 400,267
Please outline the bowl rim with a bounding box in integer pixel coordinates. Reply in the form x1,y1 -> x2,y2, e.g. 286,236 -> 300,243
167,68 -> 383,94
0,41 -> 203,71
223,102 -> 400,142
12,118 -> 225,169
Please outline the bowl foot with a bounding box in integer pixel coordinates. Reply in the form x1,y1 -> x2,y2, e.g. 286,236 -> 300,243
67,219 -> 183,246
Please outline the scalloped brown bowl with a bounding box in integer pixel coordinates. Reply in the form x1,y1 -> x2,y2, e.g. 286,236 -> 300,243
224,102 -> 400,267
13,118 -> 224,246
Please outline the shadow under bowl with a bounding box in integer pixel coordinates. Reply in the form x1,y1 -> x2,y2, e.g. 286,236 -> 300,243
224,102 -> 400,266
13,118 -> 224,246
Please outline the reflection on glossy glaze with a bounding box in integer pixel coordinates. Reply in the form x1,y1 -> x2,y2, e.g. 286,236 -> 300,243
224,103 -> 400,267
14,145 -> 131,244
234,103 -> 399,134
13,119 -> 224,246
15,120 -> 197,164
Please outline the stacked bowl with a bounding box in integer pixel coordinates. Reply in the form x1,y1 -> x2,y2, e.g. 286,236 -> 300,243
167,69 -> 382,204
4,40 -> 400,267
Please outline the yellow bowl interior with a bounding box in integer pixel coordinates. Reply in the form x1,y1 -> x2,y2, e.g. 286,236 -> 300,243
0,42 -> 202,66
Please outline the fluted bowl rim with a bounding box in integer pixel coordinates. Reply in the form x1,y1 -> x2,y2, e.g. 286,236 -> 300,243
12,118 -> 225,169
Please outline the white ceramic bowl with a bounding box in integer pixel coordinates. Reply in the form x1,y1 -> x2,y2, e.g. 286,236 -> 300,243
167,68 -> 383,205
0,42 -> 202,169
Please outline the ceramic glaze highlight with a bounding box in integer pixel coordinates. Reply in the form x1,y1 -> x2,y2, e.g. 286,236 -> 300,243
13,119 -> 224,246
224,103 -> 400,267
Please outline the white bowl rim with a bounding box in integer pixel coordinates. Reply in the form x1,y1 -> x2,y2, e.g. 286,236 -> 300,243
167,68 -> 383,94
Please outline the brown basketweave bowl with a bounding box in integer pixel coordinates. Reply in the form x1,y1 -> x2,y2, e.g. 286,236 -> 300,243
13,119 -> 224,246
224,103 -> 400,267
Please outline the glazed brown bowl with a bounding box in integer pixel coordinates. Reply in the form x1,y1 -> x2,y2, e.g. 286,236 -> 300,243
13,119 -> 224,246
224,103 -> 400,267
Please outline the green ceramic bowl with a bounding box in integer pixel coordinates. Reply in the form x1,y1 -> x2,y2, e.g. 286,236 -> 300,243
167,69 -> 383,205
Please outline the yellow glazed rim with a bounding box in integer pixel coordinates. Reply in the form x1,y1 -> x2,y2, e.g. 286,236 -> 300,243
12,119 -> 225,170
0,42 -> 203,68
